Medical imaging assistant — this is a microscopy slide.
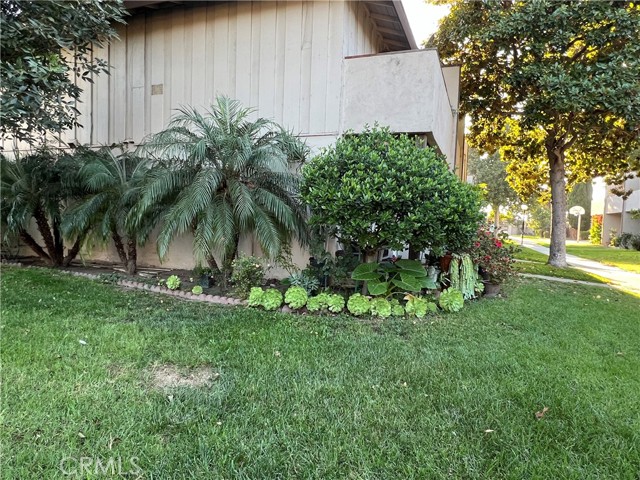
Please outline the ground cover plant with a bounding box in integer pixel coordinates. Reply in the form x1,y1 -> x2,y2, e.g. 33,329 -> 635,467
3,267 -> 639,478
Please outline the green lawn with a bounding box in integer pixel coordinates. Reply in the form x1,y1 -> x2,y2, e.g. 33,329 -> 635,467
532,239 -> 640,273
2,267 -> 640,478
513,248 -> 608,283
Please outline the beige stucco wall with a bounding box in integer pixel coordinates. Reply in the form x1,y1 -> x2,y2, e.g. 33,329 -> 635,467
341,49 -> 458,164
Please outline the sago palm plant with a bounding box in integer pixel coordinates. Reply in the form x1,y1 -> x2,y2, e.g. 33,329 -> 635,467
62,147 -> 159,275
1,149 -> 85,266
135,96 -> 309,279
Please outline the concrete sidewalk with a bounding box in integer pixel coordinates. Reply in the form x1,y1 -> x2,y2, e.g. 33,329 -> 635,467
515,238 -> 640,296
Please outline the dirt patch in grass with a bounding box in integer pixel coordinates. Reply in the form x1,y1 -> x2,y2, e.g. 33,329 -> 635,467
148,364 -> 219,390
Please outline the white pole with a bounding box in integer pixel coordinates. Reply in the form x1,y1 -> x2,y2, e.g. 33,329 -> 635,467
577,214 -> 582,243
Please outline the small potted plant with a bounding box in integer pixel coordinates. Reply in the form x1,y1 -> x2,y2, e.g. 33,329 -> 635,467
469,225 -> 518,297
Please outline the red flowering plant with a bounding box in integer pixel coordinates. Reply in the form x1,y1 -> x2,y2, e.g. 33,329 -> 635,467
468,224 -> 519,284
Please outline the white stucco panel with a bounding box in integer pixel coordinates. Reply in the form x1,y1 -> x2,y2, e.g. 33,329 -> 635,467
341,49 -> 456,161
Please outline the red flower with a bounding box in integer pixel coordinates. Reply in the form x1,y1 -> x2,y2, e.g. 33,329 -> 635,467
495,240 -> 502,248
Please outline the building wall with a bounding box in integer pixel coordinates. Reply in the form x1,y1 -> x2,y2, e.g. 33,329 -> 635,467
65,1 -> 383,271
7,1 -> 464,273
341,49 -> 457,164
593,175 -> 640,244
66,1 -> 377,150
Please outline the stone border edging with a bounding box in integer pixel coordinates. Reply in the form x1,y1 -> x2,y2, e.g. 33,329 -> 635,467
1,261 -> 247,306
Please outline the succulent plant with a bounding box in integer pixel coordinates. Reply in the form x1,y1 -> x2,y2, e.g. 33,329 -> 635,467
191,285 -> 203,295
347,293 -> 370,316
438,288 -> 464,313
284,286 -> 308,309
326,294 -> 345,313
405,294 -> 437,319
370,297 -> 392,318
248,287 -> 265,307
261,288 -> 283,311
166,275 -> 181,290
306,296 -> 322,313
389,298 -> 405,317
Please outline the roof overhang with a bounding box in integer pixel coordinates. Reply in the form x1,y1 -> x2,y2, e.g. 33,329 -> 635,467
362,1 -> 417,51
124,1 -> 417,51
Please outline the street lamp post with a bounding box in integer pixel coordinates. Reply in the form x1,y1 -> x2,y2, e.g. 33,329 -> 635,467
569,206 -> 586,242
520,204 -> 529,245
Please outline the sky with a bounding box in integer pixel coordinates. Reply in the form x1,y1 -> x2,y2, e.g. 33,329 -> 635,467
402,0 -> 451,47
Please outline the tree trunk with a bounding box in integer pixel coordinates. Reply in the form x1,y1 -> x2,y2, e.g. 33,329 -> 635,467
547,143 -> 568,267
206,253 -> 220,272
111,230 -> 128,266
33,206 -> 61,265
62,236 -> 83,267
18,229 -> 50,262
126,238 -> 137,275
408,244 -> 420,260
493,205 -> 500,229
361,249 -> 379,294
52,219 -> 64,259
221,238 -> 239,288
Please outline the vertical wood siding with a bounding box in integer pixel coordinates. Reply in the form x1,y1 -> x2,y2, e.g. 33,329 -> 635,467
71,0 -> 380,147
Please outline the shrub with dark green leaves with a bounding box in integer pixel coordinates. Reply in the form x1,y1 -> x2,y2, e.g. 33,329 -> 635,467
347,293 -> 370,316
301,125 -> 483,258
439,288 -> 464,313
284,286 -> 308,309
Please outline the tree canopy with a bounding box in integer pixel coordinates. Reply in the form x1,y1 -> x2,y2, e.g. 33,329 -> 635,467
430,0 -> 640,266
0,0 -> 126,144
301,126 -> 483,261
468,149 -> 519,226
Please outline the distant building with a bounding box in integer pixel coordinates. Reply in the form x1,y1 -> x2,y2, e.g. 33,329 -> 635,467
591,176 -> 640,244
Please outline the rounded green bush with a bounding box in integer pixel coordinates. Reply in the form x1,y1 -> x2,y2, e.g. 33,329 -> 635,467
347,293 -> 370,316
248,287 -> 265,307
191,285 -> 203,295
306,296 -> 322,313
262,288 -> 283,311
439,288 -> 464,313
370,297 -> 392,318
405,295 -> 437,319
326,294 -> 345,313
166,275 -> 181,290
284,286 -> 308,309
316,292 -> 330,309
390,299 -> 405,317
